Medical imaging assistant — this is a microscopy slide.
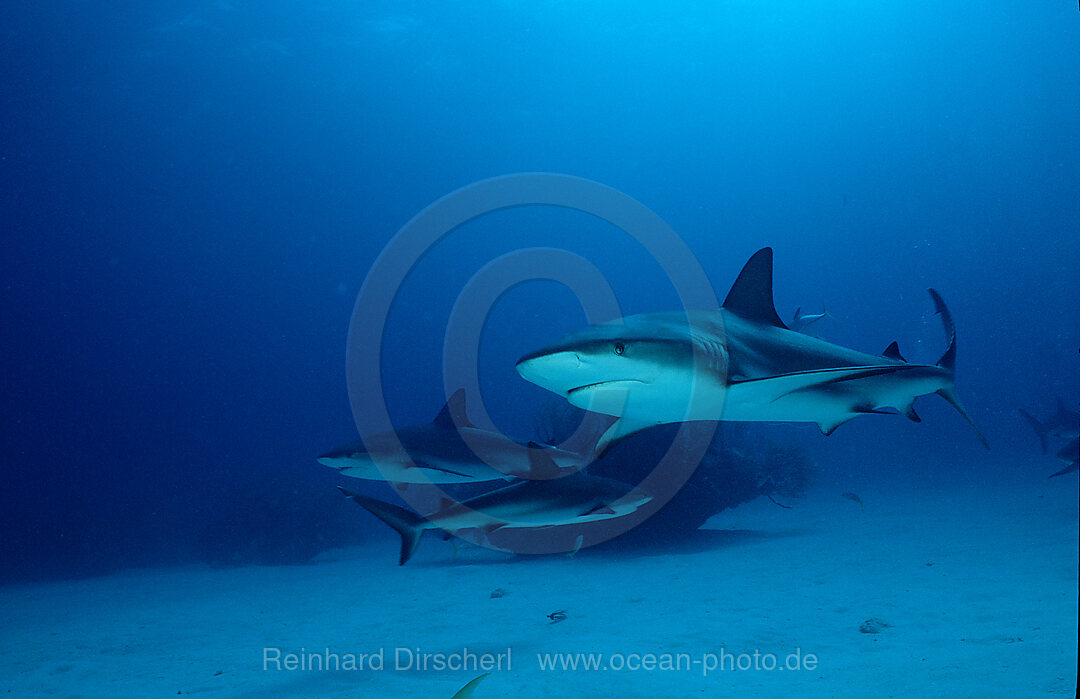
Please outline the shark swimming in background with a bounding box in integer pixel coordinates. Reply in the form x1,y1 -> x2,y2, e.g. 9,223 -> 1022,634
789,305 -> 833,334
516,248 -> 989,453
1048,437 -> 1079,478
1018,399 -> 1079,455
338,450 -> 652,564
318,389 -> 591,484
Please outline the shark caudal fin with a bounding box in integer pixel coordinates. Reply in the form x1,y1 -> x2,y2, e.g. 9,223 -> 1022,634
1018,408 -> 1050,454
337,486 -> 427,565
927,289 -> 990,450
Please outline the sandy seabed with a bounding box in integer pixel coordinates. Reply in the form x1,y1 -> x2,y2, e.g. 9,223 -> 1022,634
3,465 -> 1076,698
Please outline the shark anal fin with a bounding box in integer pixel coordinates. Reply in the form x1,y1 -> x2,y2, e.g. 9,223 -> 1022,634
722,247 -> 789,329
817,415 -> 857,436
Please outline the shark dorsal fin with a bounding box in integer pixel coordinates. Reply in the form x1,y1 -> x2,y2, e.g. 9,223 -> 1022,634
433,389 -> 475,429
525,442 -> 563,480
882,341 -> 907,362
722,247 -> 788,329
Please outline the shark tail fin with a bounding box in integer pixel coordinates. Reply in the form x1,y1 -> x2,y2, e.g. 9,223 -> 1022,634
936,387 -> 990,450
928,289 -> 989,450
337,486 -> 426,565
1017,408 -> 1050,454
928,288 -> 957,373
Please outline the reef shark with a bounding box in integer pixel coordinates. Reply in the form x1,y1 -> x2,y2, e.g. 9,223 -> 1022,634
1018,399 -> 1079,455
318,389 -> 589,484
1048,437 -> 1079,478
338,451 -> 652,564
516,247 -> 989,453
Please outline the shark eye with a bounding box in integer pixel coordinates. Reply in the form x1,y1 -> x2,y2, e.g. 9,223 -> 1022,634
613,341 -> 625,356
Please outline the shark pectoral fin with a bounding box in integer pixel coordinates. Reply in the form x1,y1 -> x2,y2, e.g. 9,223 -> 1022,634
936,387 -> 990,450
336,487 -> 427,565
596,417 -> 657,455
559,412 -> 620,460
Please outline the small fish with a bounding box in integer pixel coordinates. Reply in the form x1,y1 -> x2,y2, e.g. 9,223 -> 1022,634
789,305 -> 834,334
547,610 -> 568,624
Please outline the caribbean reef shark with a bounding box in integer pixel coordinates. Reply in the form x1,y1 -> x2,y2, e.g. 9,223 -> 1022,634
516,247 -> 989,453
318,389 -> 588,484
1018,399 -> 1079,455
1048,437 -> 1079,478
338,450 -> 651,565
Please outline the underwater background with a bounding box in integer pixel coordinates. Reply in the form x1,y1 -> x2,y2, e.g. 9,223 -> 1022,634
1,2 -> 1077,695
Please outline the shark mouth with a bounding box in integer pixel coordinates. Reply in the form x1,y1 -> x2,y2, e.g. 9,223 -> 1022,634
567,379 -> 647,397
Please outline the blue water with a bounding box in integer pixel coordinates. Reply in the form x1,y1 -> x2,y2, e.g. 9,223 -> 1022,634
2,0 -> 1077,598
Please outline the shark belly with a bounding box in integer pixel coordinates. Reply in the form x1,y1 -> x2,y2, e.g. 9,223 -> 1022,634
721,364 -> 951,428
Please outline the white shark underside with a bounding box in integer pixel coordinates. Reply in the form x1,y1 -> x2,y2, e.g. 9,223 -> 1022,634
516,248 -> 989,453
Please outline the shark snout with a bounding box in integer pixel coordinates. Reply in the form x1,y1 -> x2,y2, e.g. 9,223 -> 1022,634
515,350 -> 583,395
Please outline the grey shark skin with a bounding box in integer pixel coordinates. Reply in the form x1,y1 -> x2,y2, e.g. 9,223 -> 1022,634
338,452 -> 652,565
1018,399 -> 1080,454
1048,437 -> 1079,478
318,389 -> 586,484
516,248 -> 989,453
